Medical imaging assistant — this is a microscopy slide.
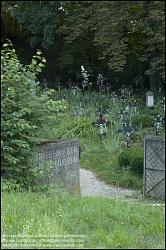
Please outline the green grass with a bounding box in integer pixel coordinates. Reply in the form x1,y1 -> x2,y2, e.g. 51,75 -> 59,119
1,192 -> 165,249
80,142 -> 143,190
41,90 -> 164,191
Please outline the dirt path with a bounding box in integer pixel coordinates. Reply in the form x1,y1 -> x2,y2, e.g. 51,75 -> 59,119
80,168 -> 140,199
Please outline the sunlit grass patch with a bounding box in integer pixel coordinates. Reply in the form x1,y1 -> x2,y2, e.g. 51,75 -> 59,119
1,192 -> 165,249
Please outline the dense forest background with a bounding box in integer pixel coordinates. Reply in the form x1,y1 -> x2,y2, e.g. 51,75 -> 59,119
1,1 -> 165,91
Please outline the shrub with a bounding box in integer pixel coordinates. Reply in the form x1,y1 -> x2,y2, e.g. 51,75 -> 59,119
132,114 -> 154,128
118,174 -> 143,189
1,41 -> 63,186
118,146 -> 144,175
53,116 -> 97,141
1,178 -> 24,192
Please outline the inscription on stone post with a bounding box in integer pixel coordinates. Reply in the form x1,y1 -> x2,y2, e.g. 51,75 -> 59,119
36,139 -> 80,194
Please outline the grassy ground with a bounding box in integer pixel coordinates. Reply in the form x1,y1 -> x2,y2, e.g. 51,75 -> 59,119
38,90 -> 165,192
1,192 -> 165,249
80,142 -> 143,190
46,90 -> 165,191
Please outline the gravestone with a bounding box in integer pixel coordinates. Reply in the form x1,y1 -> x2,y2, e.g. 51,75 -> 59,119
146,91 -> 154,107
36,139 -> 80,194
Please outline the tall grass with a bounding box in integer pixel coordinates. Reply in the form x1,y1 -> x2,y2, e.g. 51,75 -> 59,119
1,192 -> 165,249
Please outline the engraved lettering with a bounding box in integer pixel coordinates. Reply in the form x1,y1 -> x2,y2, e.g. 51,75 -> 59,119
66,157 -> 71,165
38,152 -> 44,161
52,149 -> 57,158
48,151 -> 52,159
73,156 -> 78,163
67,147 -> 71,155
62,158 -> 66,166
58,149 -> 61,157
74,146 -> 78,153
36,141 -> 80,193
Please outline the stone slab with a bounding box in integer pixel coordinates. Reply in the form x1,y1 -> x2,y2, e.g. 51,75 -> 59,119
36,139 -> 80,194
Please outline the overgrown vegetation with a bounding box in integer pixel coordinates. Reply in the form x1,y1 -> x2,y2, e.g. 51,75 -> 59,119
1,3 -> 165,249
1,41 -> 64,187
118,146 -> 144,175
80,143 -> 143,190
48,90 -> 164,190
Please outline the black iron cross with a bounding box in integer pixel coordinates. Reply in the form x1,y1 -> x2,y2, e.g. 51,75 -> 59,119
154,114 -> 163,135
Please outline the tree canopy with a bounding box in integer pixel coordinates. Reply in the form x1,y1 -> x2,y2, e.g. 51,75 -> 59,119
1,1 -> 165,89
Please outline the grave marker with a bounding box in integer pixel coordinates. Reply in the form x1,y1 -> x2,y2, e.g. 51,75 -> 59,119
146,91 -> 154,107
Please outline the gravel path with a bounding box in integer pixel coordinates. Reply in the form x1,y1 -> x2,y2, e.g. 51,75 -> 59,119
80,168 -> 140,199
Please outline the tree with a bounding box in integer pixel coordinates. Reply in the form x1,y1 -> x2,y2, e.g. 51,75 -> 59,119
1,1 -> 165,87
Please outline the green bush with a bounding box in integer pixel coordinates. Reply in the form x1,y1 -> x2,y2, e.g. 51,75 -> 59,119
1,41 -> 63,186
53,116 -> 97,141
1,178 -> 24,192
132,114 -> 154,128
118,173 -> 143,189
118,146 -> 144,175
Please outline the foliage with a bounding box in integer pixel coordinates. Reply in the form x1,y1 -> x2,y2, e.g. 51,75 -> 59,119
1,41 -> 63,186
117,173 -> 143,190
50,90 -> 164,190
80,142 -> 143,190
1,178 -> 24,192
1,1 -> 165,84
52,115 -> 97,142
103,132 -> 121,153
118,146 -> 144,175
132,113 -> 154,128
